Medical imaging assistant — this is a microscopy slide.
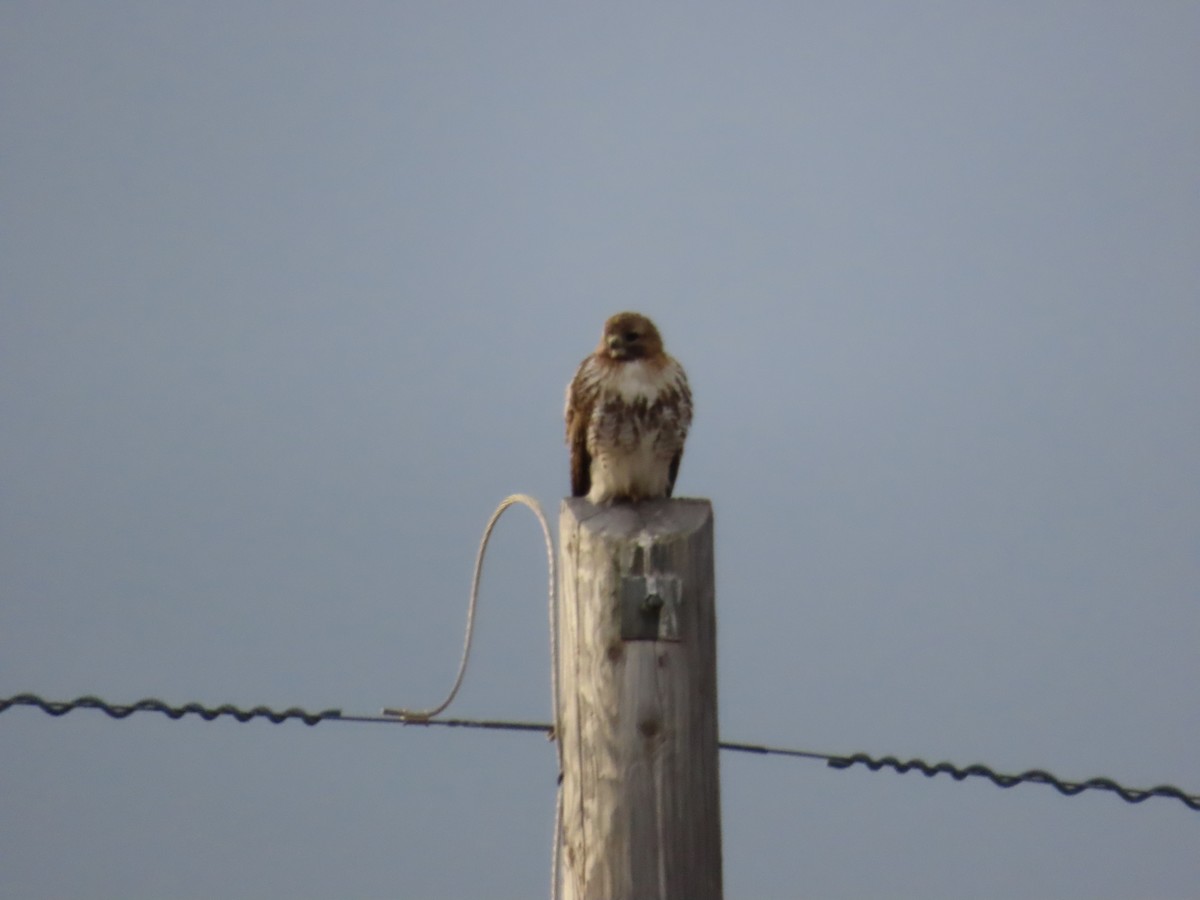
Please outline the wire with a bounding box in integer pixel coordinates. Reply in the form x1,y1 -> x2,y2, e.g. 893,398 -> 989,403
722,740 -> 1200,809
376,494 -> 564,900
379,494 -> 557,724
1,693 -> 340,725
822,753 -> 1200,808
4,693 -> 1197,811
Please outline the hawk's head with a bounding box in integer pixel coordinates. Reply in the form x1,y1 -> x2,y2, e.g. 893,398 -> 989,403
597,312 -> 664,362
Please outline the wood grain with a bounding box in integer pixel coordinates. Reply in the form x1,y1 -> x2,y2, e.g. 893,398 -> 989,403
557,498 -> 722,900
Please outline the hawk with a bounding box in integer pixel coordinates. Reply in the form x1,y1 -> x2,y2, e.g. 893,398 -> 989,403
565,312 -> 693,504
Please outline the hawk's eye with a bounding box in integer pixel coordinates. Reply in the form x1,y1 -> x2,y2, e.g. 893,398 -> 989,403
624,331 -> 640,342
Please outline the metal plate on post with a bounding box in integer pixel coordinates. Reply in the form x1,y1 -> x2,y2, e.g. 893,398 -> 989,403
620,574 -> 682,641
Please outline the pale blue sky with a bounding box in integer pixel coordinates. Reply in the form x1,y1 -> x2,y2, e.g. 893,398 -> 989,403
3,4 -> 1198,898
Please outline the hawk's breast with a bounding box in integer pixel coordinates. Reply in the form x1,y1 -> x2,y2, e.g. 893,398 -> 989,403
584,359 -> 692,502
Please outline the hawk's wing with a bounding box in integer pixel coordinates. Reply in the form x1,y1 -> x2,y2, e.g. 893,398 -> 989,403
565,356 -> 601,498
666,451 -> 682,497
664,367 -> 692,497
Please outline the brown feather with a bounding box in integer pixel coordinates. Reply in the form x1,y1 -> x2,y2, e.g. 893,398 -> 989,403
667,449 -> 682,497
568,405 -> 592,497
565,355 -> 600,497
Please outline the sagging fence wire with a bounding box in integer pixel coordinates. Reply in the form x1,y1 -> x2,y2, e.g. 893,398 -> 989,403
4,692 -> 1196,811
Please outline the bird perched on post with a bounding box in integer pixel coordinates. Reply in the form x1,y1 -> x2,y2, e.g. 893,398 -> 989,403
565,312 -> 693,505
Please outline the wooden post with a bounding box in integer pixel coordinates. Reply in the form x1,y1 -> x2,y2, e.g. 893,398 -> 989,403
557,498 -> 722,900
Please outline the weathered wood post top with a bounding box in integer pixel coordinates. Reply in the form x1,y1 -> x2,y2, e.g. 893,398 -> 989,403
557,497 -> 722,900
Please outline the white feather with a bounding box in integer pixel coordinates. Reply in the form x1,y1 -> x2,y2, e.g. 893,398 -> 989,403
608,360 -> 667,402
588,442 -> 673,504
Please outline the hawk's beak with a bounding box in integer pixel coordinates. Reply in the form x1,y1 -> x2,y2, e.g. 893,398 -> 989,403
607,334 -> 628,357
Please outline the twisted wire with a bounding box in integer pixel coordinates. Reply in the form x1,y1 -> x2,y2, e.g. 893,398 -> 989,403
5,692 -> 1197,811
0,692 -> 340,726
824,753 -> 1200,809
